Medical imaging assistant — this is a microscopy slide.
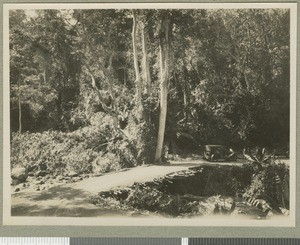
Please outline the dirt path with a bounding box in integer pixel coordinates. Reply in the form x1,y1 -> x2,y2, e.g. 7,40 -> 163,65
71,164 -> 194,194
11,162 -> 207,217
11,158 -> 289,217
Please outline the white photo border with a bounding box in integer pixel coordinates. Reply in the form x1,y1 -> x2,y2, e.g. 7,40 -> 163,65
3,2 -> 297,227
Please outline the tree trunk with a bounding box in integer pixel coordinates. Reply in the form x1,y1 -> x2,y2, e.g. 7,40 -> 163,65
107,55 -> 117,112
18,79 -> 22,133
84,60 -> 119,128
132,11 -> 142,105
43,57 -> 49,84
141,20 -> 151,94
183,87 -> 187,120
155,15 -> 171,163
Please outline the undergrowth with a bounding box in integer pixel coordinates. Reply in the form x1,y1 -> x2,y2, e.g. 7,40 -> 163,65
11,113 -> 141,175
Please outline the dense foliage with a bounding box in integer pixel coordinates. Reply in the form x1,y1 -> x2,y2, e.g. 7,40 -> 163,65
10,8 -> 290,169
243,148 -> 289,212
91,161 -> 289,217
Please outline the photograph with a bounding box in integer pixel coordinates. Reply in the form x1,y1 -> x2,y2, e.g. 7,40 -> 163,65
3,3 -> 297,226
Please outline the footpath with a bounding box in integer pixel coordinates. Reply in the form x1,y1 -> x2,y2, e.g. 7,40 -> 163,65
11,162 -> 201,217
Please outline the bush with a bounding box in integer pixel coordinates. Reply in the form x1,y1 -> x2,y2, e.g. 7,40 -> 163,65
11,109 -> 148,177
124,108 -> 157,164
92,153 -> 121,174
11,126 -> 122,175
244,162 -> 289,211
125,184 -> 175,214
243,148 -> 290,212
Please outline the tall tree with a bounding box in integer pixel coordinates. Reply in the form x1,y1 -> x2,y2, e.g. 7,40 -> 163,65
155,13 -> 172,162
131,10 -> 142,107
141,10 -> 151,94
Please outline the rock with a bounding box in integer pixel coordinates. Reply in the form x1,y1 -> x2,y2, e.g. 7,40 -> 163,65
67,171 -> 78,177
22,183 -> 26,187
11,179 -> 19,185
72,177 -> 82,182
27,164 -> 38,172
15,188 -> 20,192
36,171 -> 47,177
27,172 -> 35,177
36,187 -> 40,191
11,167 -> 28,184
42,186 -> 46,190
73,177 -> 83,182
38,181 -> 45,185
130,211 -> 144,216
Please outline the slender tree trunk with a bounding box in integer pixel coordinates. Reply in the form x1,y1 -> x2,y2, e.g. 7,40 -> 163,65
183,88 -> 187,120
155,16 -> 171,163
43,59 -> 49,84
141,20 -> 151,94
18,79 -> 22,133
107,55 -> 117,112
37,50 -> 50,84
182,66 -> 189,121
87,71 -> 119,128
132,11 -> 142,105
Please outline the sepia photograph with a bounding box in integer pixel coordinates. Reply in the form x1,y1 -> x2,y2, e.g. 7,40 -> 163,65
3,3 -> 297,226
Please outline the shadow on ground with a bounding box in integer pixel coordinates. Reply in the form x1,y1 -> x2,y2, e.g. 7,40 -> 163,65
11,185 -> 127,217
31,186 -> 89,201
11,203 -> 129,217
11,160 -> 251,217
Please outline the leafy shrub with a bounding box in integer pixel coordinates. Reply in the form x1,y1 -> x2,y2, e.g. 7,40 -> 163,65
90,196 -> 129,211
124,108 -> 157,164
125,184 -> 176,214
244,162 -> 289,211
243,147 -> 290,212
92,153 -> 121,174
11,109 -> 144,177
11,125 -> 121,175
93,184 -> 232,217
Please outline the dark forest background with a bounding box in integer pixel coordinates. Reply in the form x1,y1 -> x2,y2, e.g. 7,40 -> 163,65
10,9 -> 290,173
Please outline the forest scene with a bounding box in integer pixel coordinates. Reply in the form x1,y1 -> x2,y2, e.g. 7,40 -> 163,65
9,8 -> 291,220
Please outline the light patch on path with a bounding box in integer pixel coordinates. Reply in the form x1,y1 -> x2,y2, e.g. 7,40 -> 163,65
71,164 -> 191,195
11,162 -> 199,217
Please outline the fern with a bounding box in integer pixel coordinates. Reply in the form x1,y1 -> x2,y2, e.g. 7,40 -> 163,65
243,147 -> 289,215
